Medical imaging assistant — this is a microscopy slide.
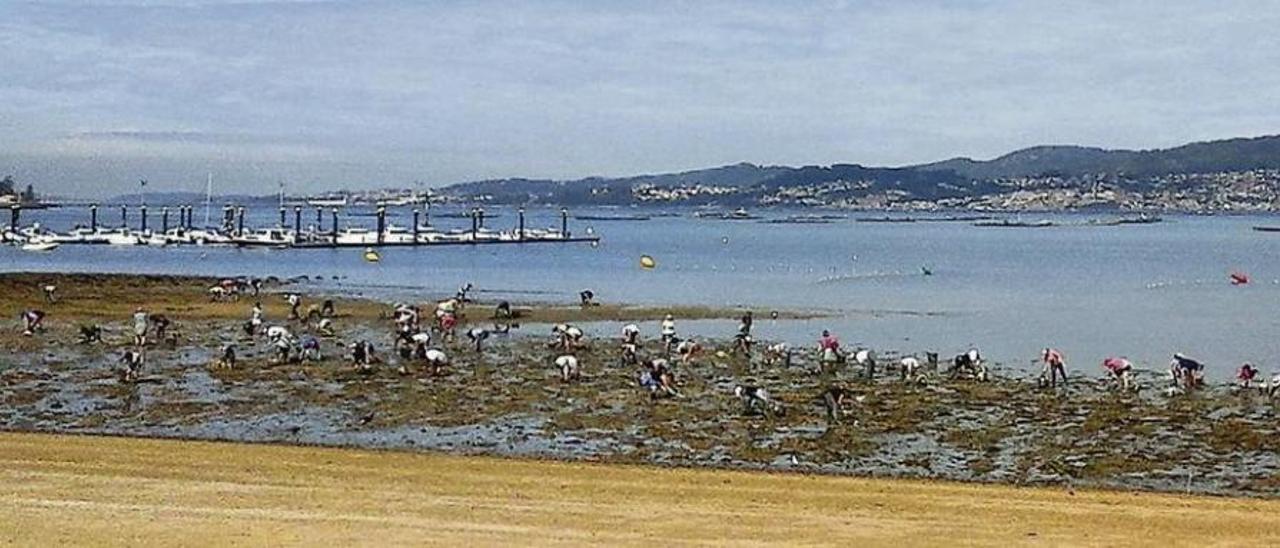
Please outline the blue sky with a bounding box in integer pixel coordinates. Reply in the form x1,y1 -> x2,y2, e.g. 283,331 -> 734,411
2,0 -> 1279,197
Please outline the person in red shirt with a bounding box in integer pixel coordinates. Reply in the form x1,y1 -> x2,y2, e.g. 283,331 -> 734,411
1237,363 -> 1260,388
1041,347 -> 1067,387
439,313 -> 457,343
818,330 -> 842,367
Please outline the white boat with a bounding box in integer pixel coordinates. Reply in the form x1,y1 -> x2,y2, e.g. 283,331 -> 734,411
100,228 -> 143,246
155,227 -> 195,245
307,196 -> 349,208
519,228 -> 565,240
50,227 -> 110,244
409,225 -> 441,243
16,223 -> 57,242
21,241 -> 58,252
186,228 -> 234,246
233,228 -> 295,246
440,228 -> 503,243
41,225 -> 139,246
334,227 -> 378,246
380,224 -> 417,244
141,231 -> 170,247
334,226 -> 420,245
375,195 -> 420,207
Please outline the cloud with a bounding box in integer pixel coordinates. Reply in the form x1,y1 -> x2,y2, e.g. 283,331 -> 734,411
2,0 -> 1280,196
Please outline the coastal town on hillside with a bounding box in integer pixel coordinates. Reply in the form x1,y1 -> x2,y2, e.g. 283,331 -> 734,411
7,167 -> 1280,214
362,168 -> 1280,212
754,169 -> 1280,212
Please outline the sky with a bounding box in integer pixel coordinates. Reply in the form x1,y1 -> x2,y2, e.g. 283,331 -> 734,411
2,0 -> 1280,197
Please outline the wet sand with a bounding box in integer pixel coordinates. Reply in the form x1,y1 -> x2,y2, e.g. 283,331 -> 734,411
2,272 -> 1279,498
3,431 -> 1278,546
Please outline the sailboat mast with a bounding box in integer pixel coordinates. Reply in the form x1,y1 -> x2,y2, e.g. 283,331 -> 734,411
204,173 -> 212,227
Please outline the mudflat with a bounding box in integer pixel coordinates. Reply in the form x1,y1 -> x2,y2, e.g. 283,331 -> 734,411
4,272 -> 1280,498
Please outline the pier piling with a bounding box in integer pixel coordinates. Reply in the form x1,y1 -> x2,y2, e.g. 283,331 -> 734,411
330,208 -> 338,244
376,206 -> 386,244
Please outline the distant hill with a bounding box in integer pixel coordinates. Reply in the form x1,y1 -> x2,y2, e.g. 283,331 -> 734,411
443,163 -> 791,205
913,135 -> 1280,179
433,133 -> 1280,207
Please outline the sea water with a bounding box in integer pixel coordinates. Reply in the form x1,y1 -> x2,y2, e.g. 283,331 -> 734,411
5,203 -> 1280,377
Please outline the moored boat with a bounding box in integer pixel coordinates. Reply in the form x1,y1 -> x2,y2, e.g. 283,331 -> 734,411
21,240 -> 59,252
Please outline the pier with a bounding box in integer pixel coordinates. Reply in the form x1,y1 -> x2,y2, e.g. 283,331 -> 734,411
2,204 -> 599,249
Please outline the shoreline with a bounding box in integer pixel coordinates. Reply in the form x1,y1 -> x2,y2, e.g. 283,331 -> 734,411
2,272 -> 1278,499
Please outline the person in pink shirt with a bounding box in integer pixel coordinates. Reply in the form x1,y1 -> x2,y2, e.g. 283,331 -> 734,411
1041,347 -> 1067,387
1103,357 -> 1134,392
818,330 -> 842,367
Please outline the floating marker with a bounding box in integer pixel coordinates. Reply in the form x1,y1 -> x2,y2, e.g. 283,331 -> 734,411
363,247 -> 381,263
639,255 -> 656,269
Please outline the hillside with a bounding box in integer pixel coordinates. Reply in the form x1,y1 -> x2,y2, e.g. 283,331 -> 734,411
914,135 -> 1280,179
428,134 -> 1280,211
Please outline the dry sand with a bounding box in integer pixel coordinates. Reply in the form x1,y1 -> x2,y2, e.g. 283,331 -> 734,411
1,431 -> 1277,546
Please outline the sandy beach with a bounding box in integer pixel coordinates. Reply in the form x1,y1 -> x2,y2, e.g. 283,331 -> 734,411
3,431 -> 1279,546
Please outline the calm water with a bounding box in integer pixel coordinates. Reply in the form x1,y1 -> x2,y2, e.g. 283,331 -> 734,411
5,203 -> 1280,377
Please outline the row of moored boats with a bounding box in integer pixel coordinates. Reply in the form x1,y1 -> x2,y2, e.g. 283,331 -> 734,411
1,223 -> 573,251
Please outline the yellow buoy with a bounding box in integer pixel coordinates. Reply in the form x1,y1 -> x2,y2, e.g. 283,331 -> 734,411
639,255 -> 656,269
363,247 -> 381,263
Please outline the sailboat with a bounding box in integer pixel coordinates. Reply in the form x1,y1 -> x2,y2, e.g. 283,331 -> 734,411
183,173 -> 232,245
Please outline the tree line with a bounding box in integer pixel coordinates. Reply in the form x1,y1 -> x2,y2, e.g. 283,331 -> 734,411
0,175 -> 36,202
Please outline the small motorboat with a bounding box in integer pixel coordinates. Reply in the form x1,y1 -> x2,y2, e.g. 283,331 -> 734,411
21,241 -> 59,252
